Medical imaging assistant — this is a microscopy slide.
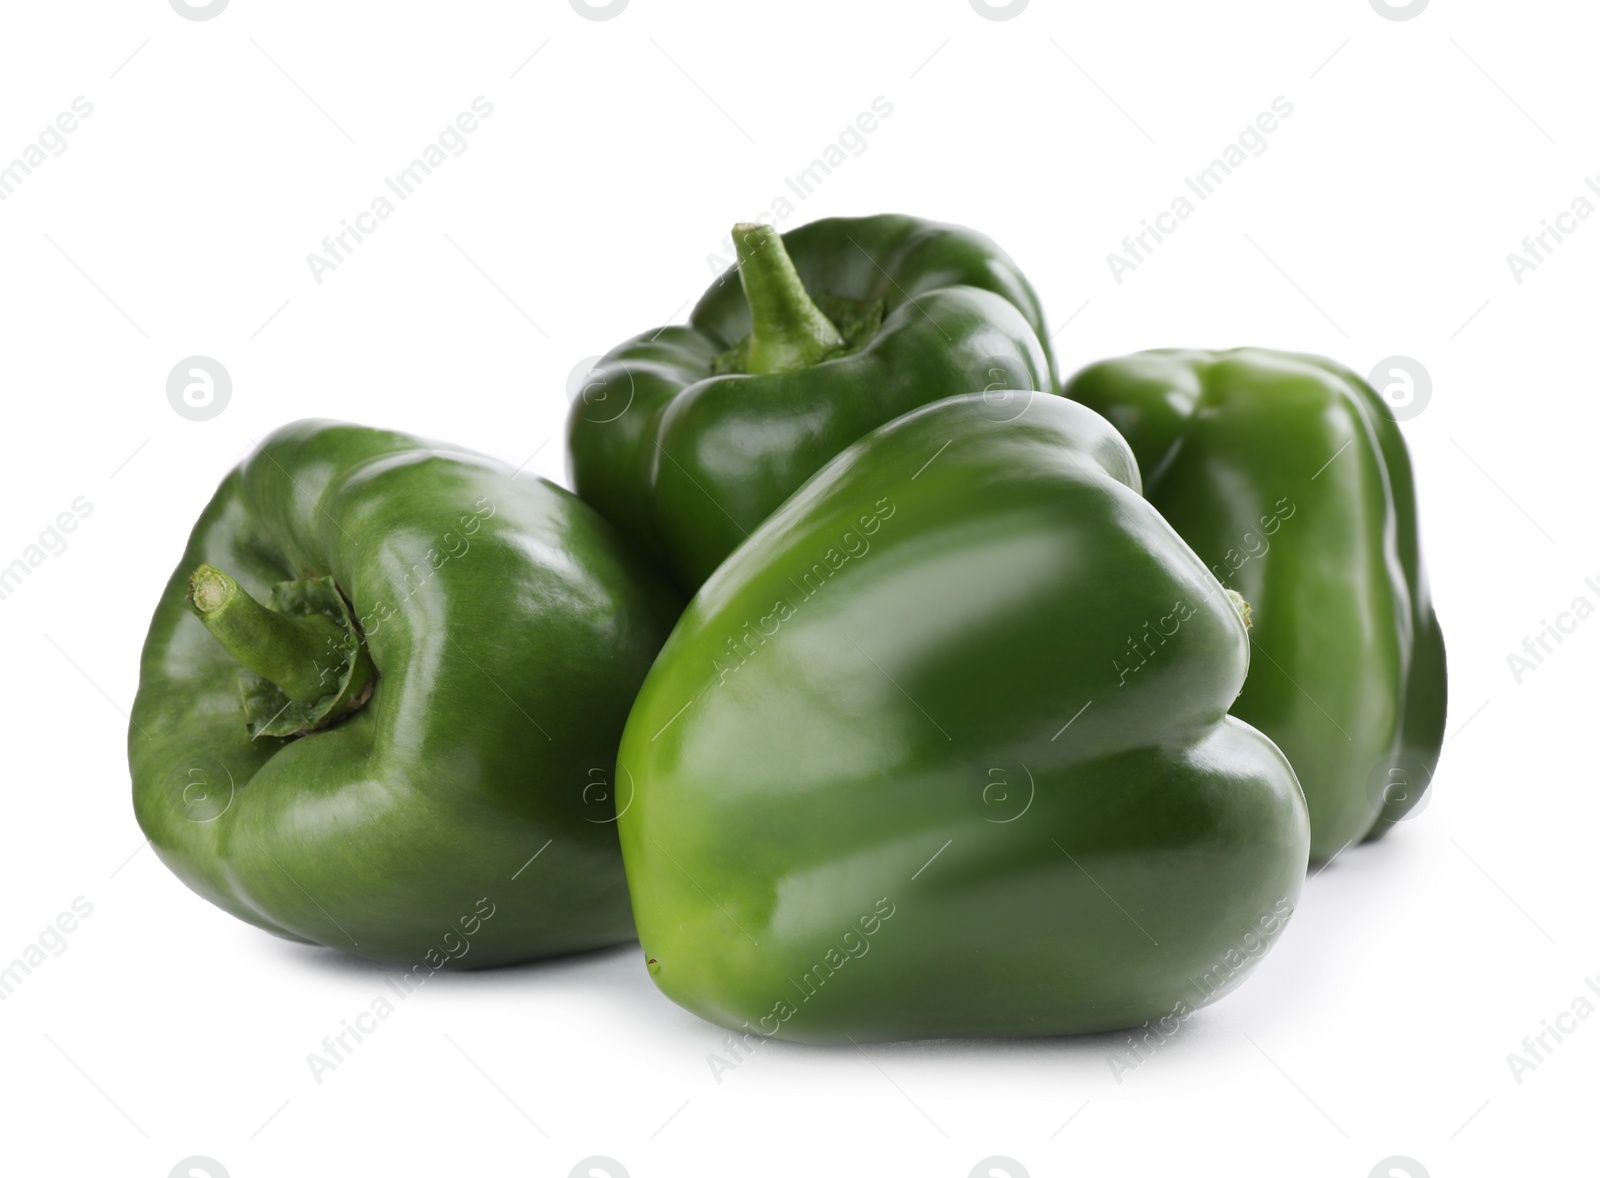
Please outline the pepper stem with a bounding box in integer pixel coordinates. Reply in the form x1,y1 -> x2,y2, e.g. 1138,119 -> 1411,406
732,222 -> 844,375
188,564 -> 349,703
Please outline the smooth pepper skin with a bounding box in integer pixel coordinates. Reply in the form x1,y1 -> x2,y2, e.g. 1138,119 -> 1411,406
1066,349 -> 1447,860
617,393 -> 1309,1043
567,214 -> 1055,592
129,421 -> 680,967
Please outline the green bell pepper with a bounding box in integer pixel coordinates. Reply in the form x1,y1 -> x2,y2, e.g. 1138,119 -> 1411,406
616,392 -> 1309,1042
567,215 -> 1055,591
129,421 -> 679,966
1066,349 -> 1447,859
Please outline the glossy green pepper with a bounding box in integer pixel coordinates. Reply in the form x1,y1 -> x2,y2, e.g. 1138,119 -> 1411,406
616,392 -> 1309,1042
567,215 -> 1055,591
1066,349 -> 1447,859
129,421 -> 679,966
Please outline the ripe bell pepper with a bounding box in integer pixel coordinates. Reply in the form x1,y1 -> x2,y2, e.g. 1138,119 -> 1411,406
567,215 -> 1055,591
129,421 -> 679,966
615,392 -> 1309,1042
1066,349 -> 1447,859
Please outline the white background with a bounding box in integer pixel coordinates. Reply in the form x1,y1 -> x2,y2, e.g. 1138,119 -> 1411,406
0,1 -> 1592,1175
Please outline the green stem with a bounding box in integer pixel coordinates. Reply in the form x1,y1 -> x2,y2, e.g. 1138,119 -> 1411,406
188,565 -> 348,703
732,221 -> 844,374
